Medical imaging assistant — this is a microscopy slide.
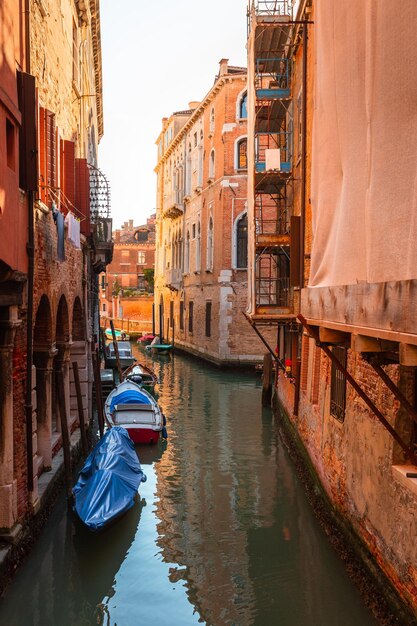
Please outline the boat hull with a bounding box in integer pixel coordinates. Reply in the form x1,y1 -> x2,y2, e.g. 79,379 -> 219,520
127,427 -> 160,445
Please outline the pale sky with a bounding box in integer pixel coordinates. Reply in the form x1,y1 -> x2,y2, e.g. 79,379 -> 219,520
99,0 -> 248,229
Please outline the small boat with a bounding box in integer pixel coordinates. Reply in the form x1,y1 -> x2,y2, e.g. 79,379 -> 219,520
105,340 -> 135,370
137,333 -> 156,346
145,343 -> 173,354
105,327 -> 130,341
124,361 -> 158,394
105,379 -> 166,444
73,426 -> 146,532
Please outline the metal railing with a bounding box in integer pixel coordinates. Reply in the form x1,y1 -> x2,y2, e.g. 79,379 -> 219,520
248,1 -> 293,34
255,275 -> 292,308
255,131 -> 292,171
255,58 -> 290,96
255,193 -> 290,236
165,268 -> 182,287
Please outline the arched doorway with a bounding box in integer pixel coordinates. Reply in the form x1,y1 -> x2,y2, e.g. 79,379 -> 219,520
159,295 -> 164,342
33,295 -> 53,470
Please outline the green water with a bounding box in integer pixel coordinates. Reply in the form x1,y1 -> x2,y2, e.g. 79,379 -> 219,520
0,349 -> 378,625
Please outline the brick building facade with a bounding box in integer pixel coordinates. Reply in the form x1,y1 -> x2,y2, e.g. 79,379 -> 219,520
99,216 -> 155,319
155,60 -> 272,365
0,0 -> 112,541
247,0 -> 417,618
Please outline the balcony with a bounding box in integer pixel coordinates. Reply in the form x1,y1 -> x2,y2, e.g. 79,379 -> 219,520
163,189 -> 185,219
164,268 -> 182,290
92,217 -> 113,273
255,58 -> 291,99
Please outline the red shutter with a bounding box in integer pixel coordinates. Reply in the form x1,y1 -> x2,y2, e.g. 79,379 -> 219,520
75,158 -> 91,237
62,140 -> 75,215
38,107 -> 56,207
38,106 -> 47,203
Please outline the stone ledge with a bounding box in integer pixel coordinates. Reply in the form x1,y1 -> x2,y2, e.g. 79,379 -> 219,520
392,465 -> 417,499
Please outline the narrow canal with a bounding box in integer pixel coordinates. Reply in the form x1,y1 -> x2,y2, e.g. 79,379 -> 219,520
0,349 -> 378,626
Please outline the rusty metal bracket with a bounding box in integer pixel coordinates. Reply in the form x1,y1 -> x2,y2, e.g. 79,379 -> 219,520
298,314 -> 417,465
243,312 -> 286,372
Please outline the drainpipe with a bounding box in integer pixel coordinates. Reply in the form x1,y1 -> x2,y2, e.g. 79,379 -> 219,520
300,21 -> 308,289
24,0 -> 34,492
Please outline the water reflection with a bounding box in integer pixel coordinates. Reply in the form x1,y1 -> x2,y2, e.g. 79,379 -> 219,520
0,350 -> 378,626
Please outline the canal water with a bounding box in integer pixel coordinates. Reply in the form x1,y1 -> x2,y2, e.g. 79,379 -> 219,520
0,348 -> 378,626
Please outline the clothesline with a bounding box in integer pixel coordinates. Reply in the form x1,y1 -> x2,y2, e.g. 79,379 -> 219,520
46,186 -> 87,222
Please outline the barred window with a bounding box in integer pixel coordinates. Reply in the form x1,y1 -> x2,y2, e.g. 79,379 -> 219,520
237,138 -> 247,170
330,346 -> 347,422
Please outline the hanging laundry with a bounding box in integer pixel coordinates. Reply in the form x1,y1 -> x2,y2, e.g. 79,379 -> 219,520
65,212 -> 81,249
53,202 -> 65,262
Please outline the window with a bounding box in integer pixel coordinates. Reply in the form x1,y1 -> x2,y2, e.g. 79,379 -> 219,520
138,251 -> 146,264
207,216 -> 213,271
102,302 -> 106,312
205,302 -> 212,338
6,119 -> 15,170
100,274 -> 105,289
180,301 -> 184,330
210,107 -> 215,133
330,346 -> 347,422
185,230 -> 190,273
236,213 -> 248,268
239,93 -> 247,119
188,301 -> 194,333
192,223 -> 196,239
209,150 -> 215,179
194,132 -> 197,147
196,222 -> 201,272
237,138 -> 247,170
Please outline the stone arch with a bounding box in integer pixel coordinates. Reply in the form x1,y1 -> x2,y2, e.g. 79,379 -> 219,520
33,295 -> 53,472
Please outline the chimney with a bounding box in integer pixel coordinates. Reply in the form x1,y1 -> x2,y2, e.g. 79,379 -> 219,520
129,219 -> 133,230
219,58 -> 229,76
115,230 -> 121,243
188,101 -> 200,110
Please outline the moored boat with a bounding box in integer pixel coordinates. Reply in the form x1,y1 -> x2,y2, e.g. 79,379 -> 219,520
104,379 -> 166,444
124,361 -> 158,394
73,426 -> 146,532
104,327 -> 130,341
145,343 -> 173,354
105,340 -> 135,370
137,333 -> 155,346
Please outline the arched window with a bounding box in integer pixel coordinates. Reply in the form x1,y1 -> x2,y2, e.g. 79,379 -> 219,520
236,213 -> 248,269
237,138 -> 247,170
239,93 -> 247,119
209,149 -> 215,180
210,107 -> 215,133
207,216 -> 214,271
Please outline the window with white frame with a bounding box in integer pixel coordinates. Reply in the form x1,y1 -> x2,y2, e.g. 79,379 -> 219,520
235,213 -> 248,268
185,230 -> 190,273
138,251 -> 146,264
209,149 -> 215,180
236,138 -> 247,170
209,107 -> 215,133
239,92 -> 247,119
196,221 -> 201,271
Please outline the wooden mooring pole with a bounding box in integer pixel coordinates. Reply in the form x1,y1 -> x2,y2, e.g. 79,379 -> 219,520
92,351 -> 105,437
72,361 -> 88,457
262,352 -> 273,407
110,319 -> 123,383
56,370 -> 73,506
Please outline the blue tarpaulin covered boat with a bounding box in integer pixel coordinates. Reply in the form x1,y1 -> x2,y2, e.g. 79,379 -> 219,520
73,427 -> 146,531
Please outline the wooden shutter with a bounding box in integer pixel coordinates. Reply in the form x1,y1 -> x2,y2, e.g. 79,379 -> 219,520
62,140 -> 75,214
75,158 -> 91,237
38,107 -> 56,206
17,71 -> 38,191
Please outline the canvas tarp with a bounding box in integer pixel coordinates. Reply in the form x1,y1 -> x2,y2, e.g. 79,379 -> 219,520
309,0 -> 417,288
